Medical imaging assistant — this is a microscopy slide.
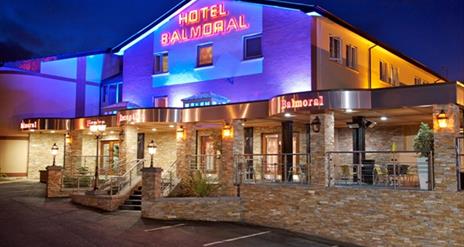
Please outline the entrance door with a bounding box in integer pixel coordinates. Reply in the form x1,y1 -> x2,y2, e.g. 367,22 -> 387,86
100,140 -> 120,175
262,133 -> 299,180
200,136 -> 216,173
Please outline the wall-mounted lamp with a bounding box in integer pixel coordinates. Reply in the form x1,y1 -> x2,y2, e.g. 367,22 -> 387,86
51,143 -> 59,166
437,110 -> 448,128
310,116 -> 321,133
222,124 -> 233,138
176,125 -> 185,140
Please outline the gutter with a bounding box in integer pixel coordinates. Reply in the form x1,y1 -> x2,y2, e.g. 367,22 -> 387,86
368,44 -> 378,89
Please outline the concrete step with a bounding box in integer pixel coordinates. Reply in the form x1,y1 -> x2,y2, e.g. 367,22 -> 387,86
119,204 -> 141,211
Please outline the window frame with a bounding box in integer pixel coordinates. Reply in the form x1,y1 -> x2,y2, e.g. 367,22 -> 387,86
379,60 -> 389,82
345,44 -> 358,70
329,36 -> 342,63
197,43 -> 214,68
153,52 -> 169,74
243,34 -> 263,60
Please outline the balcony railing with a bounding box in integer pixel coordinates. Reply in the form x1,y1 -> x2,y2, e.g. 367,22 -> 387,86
327,151 -> 434,190
234,153 -> 311,185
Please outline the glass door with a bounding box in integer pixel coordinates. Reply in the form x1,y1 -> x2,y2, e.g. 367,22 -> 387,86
200,136 -> 216,173
100,140 -> 120,175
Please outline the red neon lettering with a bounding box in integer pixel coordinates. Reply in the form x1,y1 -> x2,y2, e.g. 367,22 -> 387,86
188,10 -> 200,24
203,22 -> 213,36
161,33 -> 170,46
213,20 -> 224,33
170,31 -> 181,45
238,15 -> 249,29
162,3 -> 251,46
226,17 -> 238,32
191,25 -> 202,38
179,12 -> 188,25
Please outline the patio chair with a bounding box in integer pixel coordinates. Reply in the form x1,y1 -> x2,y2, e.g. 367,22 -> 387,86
339,165 -> 352,184
373,165 -> 388,185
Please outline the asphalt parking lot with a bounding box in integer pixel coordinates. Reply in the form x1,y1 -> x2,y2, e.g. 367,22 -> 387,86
0,181 -> 348,247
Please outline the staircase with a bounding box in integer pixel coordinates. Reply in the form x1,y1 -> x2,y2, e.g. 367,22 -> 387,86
119,186 -> 142,211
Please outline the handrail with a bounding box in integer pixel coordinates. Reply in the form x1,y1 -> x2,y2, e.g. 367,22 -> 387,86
161,159 -> 180,197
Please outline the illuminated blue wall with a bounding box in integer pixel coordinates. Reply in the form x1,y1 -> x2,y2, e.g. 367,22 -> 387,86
123,0 -> 313,107
41,58 -> 77,79
85,54 -> 105,83
152,0 -> 263,87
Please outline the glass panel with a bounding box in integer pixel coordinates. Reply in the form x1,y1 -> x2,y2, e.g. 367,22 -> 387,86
245,36 -> 262,59
108,85 -> 117,105
162,53 -> 169,73
198,44 -> 213,66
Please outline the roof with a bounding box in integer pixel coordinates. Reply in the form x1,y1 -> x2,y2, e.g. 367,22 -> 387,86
112,0 -> 446,81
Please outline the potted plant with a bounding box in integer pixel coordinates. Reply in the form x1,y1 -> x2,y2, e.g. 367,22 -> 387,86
413,122 -> 433,190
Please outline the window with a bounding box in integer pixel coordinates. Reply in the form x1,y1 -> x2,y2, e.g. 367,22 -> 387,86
414,77 -> 422,85
153,96 -> 168,107
379,61 -> 388,82
346,45 -> 357,69
101,82 -> 123,106
244,34 -> 262,60
154,53 -> 168,74
390,66 -> 400,86
197,44 -> 213,67
329,36 -> 342,63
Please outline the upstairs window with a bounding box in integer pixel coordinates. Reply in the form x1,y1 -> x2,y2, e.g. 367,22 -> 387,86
414,77 -> 423,85
346,45 -> 357,69
390,66 -> 400,86
244,34 -> 262,60
379,61 -> 388,82
197,43 -> 213,67
154,52 -> 168,74
329,36 -> 342,63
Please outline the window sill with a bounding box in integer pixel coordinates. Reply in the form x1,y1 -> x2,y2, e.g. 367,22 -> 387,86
329,57 -> 342,64
152,72 -> 170,77
243,56 -> 263,62
194,65 -> 214,71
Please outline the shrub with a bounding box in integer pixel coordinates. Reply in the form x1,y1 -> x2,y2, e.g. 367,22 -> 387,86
413,122 -> 434,158
173,171 -> 221,197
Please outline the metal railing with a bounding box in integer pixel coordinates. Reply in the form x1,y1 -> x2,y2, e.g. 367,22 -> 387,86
188,154 -> 220,176
102,159 -> 145,196
327,151 -> 434,190
234,153 -> 311,185
160,160 -> 180,197
62,156 -> 126,191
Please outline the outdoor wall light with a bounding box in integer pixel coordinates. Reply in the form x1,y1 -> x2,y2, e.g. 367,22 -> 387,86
380,116 -> 388,121
310,116 -> 322,133
147,140 -> 157,168
176,125 -> 185,140
51,143 -> 59,166
437,110 -> 448,128
222,124 -> 233,138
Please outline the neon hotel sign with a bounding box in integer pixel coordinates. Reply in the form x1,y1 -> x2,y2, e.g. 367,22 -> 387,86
161,2 -> 250,46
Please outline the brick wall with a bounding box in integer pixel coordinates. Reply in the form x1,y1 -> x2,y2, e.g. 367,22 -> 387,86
142,197 -> 242,222
240,184 -> 464,246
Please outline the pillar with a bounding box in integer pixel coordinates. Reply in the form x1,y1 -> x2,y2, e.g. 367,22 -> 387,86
65,130 -> 83,175
220,120 -> 244,196
120,125 -> 138,173
433,104 -> 460,192
281,121 -> 293,181
176,123 -> 196,180
310,112 -> 335,188
142,167 -> 162,201
46,165 -> 63,198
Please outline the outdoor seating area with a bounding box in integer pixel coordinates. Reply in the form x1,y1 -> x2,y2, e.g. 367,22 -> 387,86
328,151 -> 431,190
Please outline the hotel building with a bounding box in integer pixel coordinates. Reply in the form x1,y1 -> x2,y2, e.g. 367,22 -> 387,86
0,0 -> 463,245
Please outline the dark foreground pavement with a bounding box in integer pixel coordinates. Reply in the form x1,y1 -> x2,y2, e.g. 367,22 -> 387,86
0,181 -> 347,247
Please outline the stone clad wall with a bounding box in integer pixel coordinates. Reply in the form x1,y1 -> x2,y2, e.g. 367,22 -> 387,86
240,184 -> 464,247
142,197 -> 242,222
28,133 -> 65,179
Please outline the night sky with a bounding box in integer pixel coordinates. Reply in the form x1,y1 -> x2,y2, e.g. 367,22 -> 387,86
0,0 -> 463,81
